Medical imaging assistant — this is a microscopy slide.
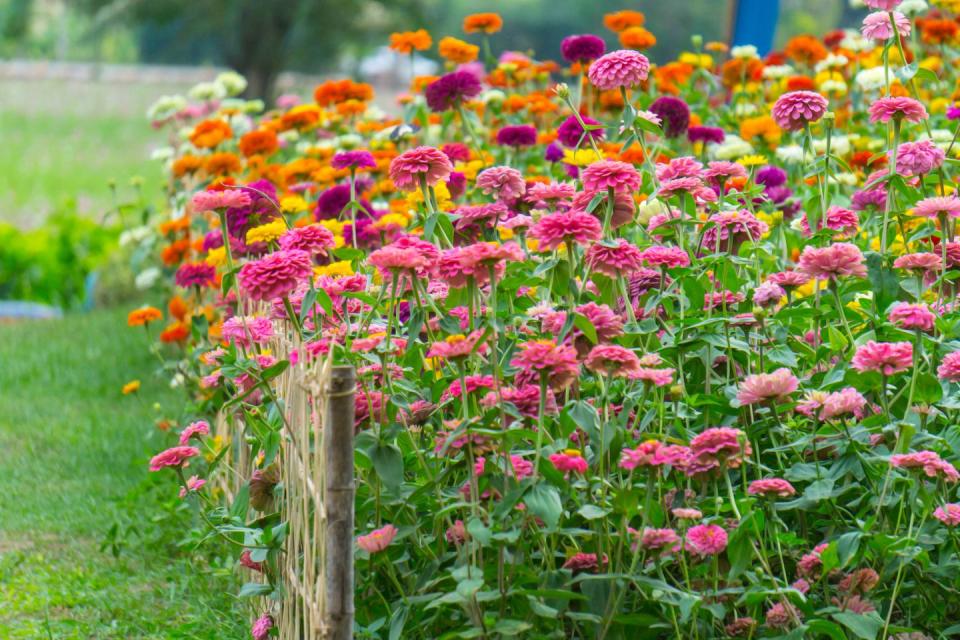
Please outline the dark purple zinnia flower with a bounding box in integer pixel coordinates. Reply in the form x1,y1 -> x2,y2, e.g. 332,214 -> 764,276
687,125 -> 725,145
851,188 -> 886,211
496,124 -> 538,147
442,143 -> 471,163
425,71 -> 482,112
545,142 -> 565,163
175,262 -> 217,289
225,179 -> 278,239
756,166 -> 787,188
764,185 -> 793,205
447,171 -> 467,200
649,96 -> 690,139
560,34 -> 606,63
315,184 -> 373,220
331,150 -> 376,170
556,115 -> 605,148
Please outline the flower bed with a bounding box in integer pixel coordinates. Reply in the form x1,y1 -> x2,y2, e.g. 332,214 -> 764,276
130,4 -> 960,638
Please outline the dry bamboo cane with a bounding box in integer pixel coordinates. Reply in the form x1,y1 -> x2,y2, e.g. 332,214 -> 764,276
323,365 -> 356,640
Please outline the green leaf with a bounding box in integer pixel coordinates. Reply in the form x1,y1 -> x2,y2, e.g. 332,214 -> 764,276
369,442 -> 404,491
767,345 -> 798,367
807,619 -> 848,640
573,312 -> 598,344
833,611 -> 883,640
230,485 -> 250,519
524,483 -> 563,529
466,517 -> 492,546
238,581 -> 273,598
866,252 -> 901,311
577,505 -> 609,520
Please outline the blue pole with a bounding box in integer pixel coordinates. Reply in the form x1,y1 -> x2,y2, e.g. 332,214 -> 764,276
731,0 -> 781,56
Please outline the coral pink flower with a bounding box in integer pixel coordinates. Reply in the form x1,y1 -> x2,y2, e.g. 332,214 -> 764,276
630,367 -> 675,386
890,451 -> 960,482
687,427 -> 750,476
748,478 -> 796,498
584,239 -> 645,277
861,10 -> 910,40
369,244 -> 430,276
476,165 -> 526,201
222,316 -> 274,348
672,508 -> 703,520
191,188 -> 251,212
934,504 -> 960,526
864,0 -> 901,8
768,270 -> 810,289
526,181 -> 576,206
581,160 -> 642,194
736,368 -> 799,405
639,528 -> 680,552
753,281 -> 786,307
914,196 -> 960,219
511,339 -> 580,389
869,97 -> 928,123
584,344 -> 641,377
237,249 -> 313,301
251,614 -> 273,640
798,242 -> 867,279
895,140 -> 944,176
938,352 -> 960,381
178,475 -> 206,498
888,302 -> 935,332
426,331 -> 488,361
357,524 -> 398,553
587,49 -> 650,90
765,602 -> 801,630
562,552 -> 604,572
893,252 -> 942,272
531,210 -> 602,250
771,91 -> 828,131
179,420 -> 210,445
685,524 -> 728,556
640,245 -> 690,268
389,146 -> 454,191
702,210 -> 768,253
821,387 -> 867,421
149,446 -> 200,471
851,340 -> 913,375
549,450 -> 589,475
704,161 -> 747,185
619,440 -> 663,470
800,206 -> 860,238
278,224 -> 336,256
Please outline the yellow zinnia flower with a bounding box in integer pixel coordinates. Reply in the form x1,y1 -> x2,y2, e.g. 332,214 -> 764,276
246,219 -> 286,245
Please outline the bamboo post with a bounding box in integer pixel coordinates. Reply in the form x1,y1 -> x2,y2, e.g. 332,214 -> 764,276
323,365 -> 356,640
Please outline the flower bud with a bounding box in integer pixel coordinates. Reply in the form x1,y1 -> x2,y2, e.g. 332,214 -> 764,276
555,83 -> 570,100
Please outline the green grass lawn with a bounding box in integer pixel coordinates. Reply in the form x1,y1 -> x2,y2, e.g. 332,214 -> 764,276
0,307 -> 245,638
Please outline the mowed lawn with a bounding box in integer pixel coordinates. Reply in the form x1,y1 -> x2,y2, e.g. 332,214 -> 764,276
0,308 -> 244,638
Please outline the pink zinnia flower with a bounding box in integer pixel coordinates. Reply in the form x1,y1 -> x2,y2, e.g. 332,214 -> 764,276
630,367 -> 675,387
861,10 -> 910,40
222,315 -> 274,348
765,602 -> 802,630
736,368 -> 799,405
704,161 -> 748,185
179,420 -> 210,445
526,181 -> 576,206
178,475 -> 206,498
357,524 -> 398,553
800,206 -> 860,238
895,140 -> 944,176
869,97 -> 928,123
426,331 -> 488,361
893,251 -> 942,272
938,351 -> 960,381
798,242 -> 867,279
237,249 -> 313,301
672,508 -> 702,520
581,160 -> 642,194
149,446 -> 200,471
619,440 -> 663,470
748,478 -> 796,498
914,196 -> 960,219
584,239 -> 645,277
821,387 -> 867,421
702,210 -> 768,253
389,146 -> 454,191
251,614 -> 273,640
685,524 -> 728,556
888,302 -> 935,332
656,156 -> 704,181
768,270 -> 810,289
511,339 -> 580,389
584,344 -> 641,377
771,91 -> 829,131
191,188 -> 251,212
562,552 -> 605,572
753,281 -> 785,307
934,503 -> 960,526
531,210 -> 602,250
688,427 -> 750,475
549,450 -> 588,475
639,528 -> 680,552
890,450 -> 960,482
587,49 -> 650,90
476,165 -> 526,201
864,0 -> 902,9
851,340 -> 913,375
278,224 -> 336,256
640,245 -> 690,268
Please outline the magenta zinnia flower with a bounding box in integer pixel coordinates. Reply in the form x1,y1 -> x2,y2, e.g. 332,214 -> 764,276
587,49 -> 650,90
649,96 -> 690,138
278,224 -> 336,256
237,249 -> 313,301
357,524 -> 398,553
702,210 -> 768,253
736,368 -> 799,405
331,150 -> 376,170
531,210 -> 602,250
685,524 -> 728,556
424,70 -> 482,112
888,302 -> 935,332
496,124 -> 538,148
175,262 -> 217,289
389,146 -> 454,191
798,242 -> 867,279
639,527 -> 680,552
895,140 -> 944,176
869,97 -> 928,123
584,239 -> 645,277
771,91 -> 828,131
149,446 -> 200,471
865,0 -> 902,8
511,339 -> 580,389
561,34 -> 606,62
549,450 -> 589,475
251,614 -> 273,640
851,340 -> 913,375
556,115 -> 605,148
581,160 -> 641,194
938,351 -> 960,381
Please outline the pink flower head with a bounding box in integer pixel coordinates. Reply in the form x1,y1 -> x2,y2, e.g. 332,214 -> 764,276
511,339 -> 580,390
585,344 -> 641,377
753,281 -> 786,307
426,331 -> 488,361
237,249 -> 313,301
149,445 -> 200,471
619,440 -> 663,470
369,244 -> 430,276
179,420 -> 211,445
736,368 -> 799,405
869,97 -> 928,124
938,351 -> 960,382
861,10 -> 910,41
893,251 -> 942,272
476,165 -> 526,201
771,91 -> 829,131
357,524 -> 398,553
251,614 -> 273,640
821,387 -> 867,421
584,239 -> 645,277
798,242 -> 867,279
800,206 -> 860,238
526,181 -> 576,206
581,160 -> 642,194
685,524 -> 728,556
687,427 -> 750,477
389,146 -> 454,191
178,475 -> 206,498
768,270 -> 810,289
639,528 -> 680,552
934,503 -> 960,526
562,552 -> 605,572
640,245 -> 690,268
765,602 -> 802,630
851,340 -> 913,375
914,195 -> 960,219
888,302 -> 935,332
895,140 -> 944,176
630,367 -> 675,387
191,188 -> 251,212
587,49 -> 650,90
702,210 -> 768,253
672,508 -> 703,520
278,224 -> 336,256
656,156 -> 704,181
748,478 -> 796,498
549,449 -> 588,475
890,450 -> 960,482
222,315 -> 274,348
864,0 -> 902,8
704,161 -> 748,185
531,210 -> 602,250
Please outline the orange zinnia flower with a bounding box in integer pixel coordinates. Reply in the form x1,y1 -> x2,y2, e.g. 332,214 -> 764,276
168,296 -> 189,321
239,129 -> 278,157
619,26 -> 656,50
603,10 -> 644,33
160,322 -> 190,343
389,29 -> 432,54
439,36 -> 479,64
313,79 -> 374,106
784,34 -> 827,66
128,306 -> 163,327
189,119 -> 233,149
204,152 -> 242,177
463,12 -> 503,34
172,155 -> 203,178
921,18 -> 958,45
